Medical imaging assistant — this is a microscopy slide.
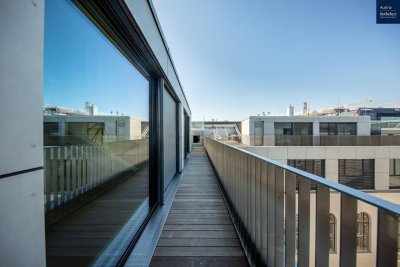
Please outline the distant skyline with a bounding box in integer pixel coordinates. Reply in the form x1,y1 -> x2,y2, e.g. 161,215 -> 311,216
152,0 -> 400,121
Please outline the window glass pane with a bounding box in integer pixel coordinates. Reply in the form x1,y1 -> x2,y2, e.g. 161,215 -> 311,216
389,159 -> 400,188
339,160 -> 374,189
357,212 -> 370,251
293,122 -> 313,135
338,123 -> 357,135
43,0 -> 149,265
275,122 -> 292,135
288,159 -> 325,190
329,214 -> 336,253
320,122 -> 337,135
254,121 -> 264,146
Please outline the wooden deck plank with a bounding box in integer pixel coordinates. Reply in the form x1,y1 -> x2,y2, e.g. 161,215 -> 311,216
46,167 -> 149,267
149,147 -> 247,267
153,246 -> 245,257
157,238 -> 241,247
150,256 -> 248,267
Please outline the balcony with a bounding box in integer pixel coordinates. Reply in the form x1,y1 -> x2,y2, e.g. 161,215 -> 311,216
43,137 -> 400,266
203,138 -> 400,266
272,135 -> 400,146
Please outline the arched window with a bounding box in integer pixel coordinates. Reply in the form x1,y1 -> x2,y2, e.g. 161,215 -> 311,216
357,212 -> 370,252
329,213 -> 336,253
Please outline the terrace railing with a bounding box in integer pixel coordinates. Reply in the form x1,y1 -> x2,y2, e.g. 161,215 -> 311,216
273,135 -> 400,146
204,137 -> 400,267
43,139 -> 148,212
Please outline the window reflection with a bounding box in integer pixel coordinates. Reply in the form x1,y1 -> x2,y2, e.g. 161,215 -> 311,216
43,0 -> 149,266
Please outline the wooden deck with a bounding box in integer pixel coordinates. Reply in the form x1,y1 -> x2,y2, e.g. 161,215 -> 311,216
46,167 -> 149,267
150,147 -> 248,267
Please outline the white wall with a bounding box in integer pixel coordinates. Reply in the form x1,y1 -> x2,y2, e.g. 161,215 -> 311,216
124,0 -> 190,116
0,171 -> 46,267
0,0 -> 46,266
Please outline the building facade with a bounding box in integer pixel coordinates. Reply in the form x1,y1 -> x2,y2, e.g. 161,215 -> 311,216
0,0 -> 191,266
242,115 -> 371,146
239,115 -> 400,266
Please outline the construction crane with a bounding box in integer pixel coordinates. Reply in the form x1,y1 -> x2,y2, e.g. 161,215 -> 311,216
317,98 -> 373,115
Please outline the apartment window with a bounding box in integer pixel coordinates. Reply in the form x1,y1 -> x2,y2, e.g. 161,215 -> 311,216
357,212 -> 371,252
254,121 -> 264,146
338,123 -> 357,135
288,159 -> 325,189
293,122 -> 313,135
275,122 -> 292,135
44,0 -> 150,265
320,122 -> 357,135
390,159 -> 400,189
44,122 -> 60,146
274,122 -> 312,135
339,159 -> 374,189
329,214 -> 336,253
320,123 -> 337,135
65,122 -> 105,145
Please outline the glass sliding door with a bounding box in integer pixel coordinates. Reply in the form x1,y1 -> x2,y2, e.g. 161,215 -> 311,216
44,0 -> 150,266
254,121 -> 264,146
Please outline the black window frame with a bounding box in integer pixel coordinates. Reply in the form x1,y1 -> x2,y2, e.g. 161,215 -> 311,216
68,0 -> 188,265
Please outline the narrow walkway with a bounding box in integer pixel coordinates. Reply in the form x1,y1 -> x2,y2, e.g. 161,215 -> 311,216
150,147 -> 248,267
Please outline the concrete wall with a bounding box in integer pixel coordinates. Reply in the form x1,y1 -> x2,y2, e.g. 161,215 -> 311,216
124,0 -> 190,116
0,0 -> 46,266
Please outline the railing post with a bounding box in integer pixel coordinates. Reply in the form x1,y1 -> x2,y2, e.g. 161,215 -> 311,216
315,184 -> 330,267
261,161 -> 268,265
60,147 -> 65,205
51,147 -> 58,208
285,171 -> 296,267
340,194 -> 357,267
298,176 -> 310,267
376,209 -> 398,267
275,167 -> 285,267
267,163 -> 276,266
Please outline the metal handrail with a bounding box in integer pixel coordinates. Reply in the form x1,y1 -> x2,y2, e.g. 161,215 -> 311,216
204,137 -> 399,267
215,138 -> 400,216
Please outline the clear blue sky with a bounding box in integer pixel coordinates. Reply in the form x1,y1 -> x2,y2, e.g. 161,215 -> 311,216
44,0 -> 149,120
152,0 -> 400,121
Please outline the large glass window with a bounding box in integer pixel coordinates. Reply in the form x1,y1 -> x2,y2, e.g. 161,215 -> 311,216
320,122 -> 337,136
275,122 -> 312,145
320,122 -> 357,135
329,214 -> 336,253
274,122 -> 292,135
287,159 -> 325,189
292,122 -> 313,135
339,160 -> 374,189
338,123 -> 357,135
390,159 -> 400,188
254,121 -> 264,146
357,212 -> 371,252
43,1 -> 150,266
